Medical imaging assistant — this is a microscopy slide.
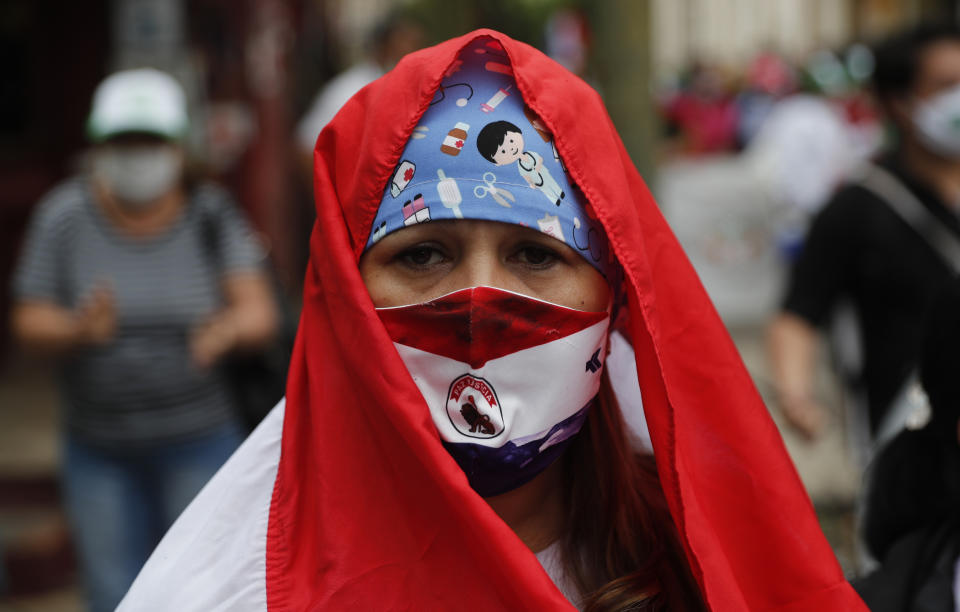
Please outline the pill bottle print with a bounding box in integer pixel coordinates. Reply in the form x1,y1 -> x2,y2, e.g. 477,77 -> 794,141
441,122 -> 470,156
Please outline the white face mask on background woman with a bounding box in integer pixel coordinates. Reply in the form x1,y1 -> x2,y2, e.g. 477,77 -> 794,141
912,82 -> 960,159
92,145 -> 183,207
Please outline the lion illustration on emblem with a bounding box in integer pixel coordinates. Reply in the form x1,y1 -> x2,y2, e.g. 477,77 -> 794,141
447,374 -> 504,439
460,394 -> 496,435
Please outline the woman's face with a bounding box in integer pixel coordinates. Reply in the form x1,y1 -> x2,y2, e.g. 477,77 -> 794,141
360,220 -> 610,310
92,133 -> 184,208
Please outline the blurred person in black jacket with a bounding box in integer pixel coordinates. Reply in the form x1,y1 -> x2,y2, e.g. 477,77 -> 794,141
768,24 -> 960,450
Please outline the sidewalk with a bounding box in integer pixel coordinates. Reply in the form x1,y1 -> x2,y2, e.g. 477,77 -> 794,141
0,356 -> 82,611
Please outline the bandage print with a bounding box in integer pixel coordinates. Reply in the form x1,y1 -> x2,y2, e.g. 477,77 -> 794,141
436,169 -> 463,218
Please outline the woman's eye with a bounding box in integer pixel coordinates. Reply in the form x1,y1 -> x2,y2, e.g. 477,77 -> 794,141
398,245 -> 446,268
514,245 -> 558,267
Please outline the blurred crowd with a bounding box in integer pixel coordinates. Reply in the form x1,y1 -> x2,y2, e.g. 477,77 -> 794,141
659,46 -> 885,244
658,45 -> 881,157
4,1 -> 960,610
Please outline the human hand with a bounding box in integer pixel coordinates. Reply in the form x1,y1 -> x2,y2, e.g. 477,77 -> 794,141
76,283 -> 116,346
190,313 -> 238,370
778,393 -> 827,441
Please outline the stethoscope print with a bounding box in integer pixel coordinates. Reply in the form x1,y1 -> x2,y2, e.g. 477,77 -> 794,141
572,217 -> 603,263
431,82 -> 474,107
518,153 -> 545,187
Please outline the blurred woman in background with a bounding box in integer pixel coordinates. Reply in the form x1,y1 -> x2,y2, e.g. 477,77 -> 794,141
10,68 -> 277,612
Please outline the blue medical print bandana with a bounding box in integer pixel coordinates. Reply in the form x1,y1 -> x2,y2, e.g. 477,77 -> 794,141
365,37 -> 616,280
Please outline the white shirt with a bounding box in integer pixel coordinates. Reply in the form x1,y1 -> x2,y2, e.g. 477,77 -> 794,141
535,540 -> 583,609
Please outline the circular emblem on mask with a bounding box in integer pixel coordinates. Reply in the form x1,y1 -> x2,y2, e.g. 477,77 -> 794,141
446,374 -> 504,439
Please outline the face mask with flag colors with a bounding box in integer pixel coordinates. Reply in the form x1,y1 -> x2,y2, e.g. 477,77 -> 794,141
376,286 -> 610,497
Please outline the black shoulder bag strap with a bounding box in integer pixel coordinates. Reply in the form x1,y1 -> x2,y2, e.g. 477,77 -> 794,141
195,194 -> 294,433
852,163 -> 960,448
856,163 -> 960,272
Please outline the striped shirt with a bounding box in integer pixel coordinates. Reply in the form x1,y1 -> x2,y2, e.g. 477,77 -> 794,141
12,177 -> 264,446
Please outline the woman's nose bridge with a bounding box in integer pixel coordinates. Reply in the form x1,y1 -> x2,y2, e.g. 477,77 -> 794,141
457,245 -> 511,289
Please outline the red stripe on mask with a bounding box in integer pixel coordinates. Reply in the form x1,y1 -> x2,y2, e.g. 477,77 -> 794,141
377,286 -> 606,368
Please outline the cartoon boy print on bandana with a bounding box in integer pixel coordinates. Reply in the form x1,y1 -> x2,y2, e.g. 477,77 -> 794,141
476,120 -> 566,207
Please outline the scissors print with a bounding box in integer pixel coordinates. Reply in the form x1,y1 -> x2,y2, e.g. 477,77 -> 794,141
473,172 -> 515,208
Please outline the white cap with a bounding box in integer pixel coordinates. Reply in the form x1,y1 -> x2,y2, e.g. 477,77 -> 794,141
87,68 -> 188,142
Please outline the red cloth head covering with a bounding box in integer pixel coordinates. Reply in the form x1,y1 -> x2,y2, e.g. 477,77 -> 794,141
268,30 -> 866,610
